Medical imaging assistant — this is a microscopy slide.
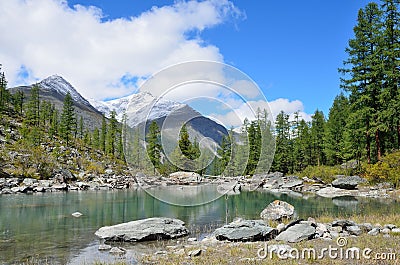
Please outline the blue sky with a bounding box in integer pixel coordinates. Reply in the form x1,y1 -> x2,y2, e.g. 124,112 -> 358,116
65,0 -> 370,116
0,0 -> 371,126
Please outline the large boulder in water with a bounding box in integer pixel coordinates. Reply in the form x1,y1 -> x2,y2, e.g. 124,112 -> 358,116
332,176 -> 366,190
260,200 -> 295,221
213,219 -> 277,241
95,217 -> 188,242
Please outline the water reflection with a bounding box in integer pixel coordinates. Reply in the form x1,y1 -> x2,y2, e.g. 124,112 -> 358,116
0,187 -> 399,264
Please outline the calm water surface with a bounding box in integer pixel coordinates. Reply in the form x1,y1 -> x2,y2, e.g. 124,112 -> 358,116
0,185 -> 399,264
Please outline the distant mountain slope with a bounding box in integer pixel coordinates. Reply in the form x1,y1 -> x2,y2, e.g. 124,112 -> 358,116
10,75 -> 228,146
92,91 -> 228,146
9,75 -> 104,130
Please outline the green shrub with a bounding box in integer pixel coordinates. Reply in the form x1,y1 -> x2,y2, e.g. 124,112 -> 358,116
363,150 -> 400,187
85,161 -> 105,175
298,165 -> 346,184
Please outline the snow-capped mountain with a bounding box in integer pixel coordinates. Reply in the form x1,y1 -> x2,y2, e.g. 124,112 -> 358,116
39,75 -> 92,108
10,75 -> 228,145
90,91 -> 186,125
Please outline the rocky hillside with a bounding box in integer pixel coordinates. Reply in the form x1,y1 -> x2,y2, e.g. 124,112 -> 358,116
9,75 -> 104,131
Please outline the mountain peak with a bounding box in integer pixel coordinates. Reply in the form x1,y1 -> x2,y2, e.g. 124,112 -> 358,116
39,75 -> 90,106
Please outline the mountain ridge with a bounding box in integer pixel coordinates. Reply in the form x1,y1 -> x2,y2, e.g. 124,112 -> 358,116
10,75 -> 228,145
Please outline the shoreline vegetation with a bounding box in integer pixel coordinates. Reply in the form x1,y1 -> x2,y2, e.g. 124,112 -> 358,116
1,0 -> 400,264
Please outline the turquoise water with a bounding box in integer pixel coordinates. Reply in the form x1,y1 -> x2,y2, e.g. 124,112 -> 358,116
0,186 -> 399,264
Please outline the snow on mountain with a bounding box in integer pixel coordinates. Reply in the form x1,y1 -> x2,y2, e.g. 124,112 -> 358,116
90,91 -> 186,125
39,75 -> 91,107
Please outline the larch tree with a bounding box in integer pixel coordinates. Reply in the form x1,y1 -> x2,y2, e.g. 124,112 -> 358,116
60,92 -> 76,146
339,3 -> 384,163
325,94 -> 350,165
146,121 -> 161,173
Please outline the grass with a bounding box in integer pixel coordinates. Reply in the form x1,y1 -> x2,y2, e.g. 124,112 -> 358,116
137,213 -> 400,265
18,213 -> 400,265
138,234 -> 400,265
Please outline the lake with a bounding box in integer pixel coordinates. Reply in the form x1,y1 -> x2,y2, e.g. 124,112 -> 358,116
0,185 -> 399,264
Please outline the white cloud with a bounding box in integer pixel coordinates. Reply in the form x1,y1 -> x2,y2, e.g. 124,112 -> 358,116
0,0 -> 243,100
209,98 -> 312,128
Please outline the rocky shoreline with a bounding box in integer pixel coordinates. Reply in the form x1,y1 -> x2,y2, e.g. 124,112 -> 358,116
93,200 -> 400,260
0,170 -> 396,200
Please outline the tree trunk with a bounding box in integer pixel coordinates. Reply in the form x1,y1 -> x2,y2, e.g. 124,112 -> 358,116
366,121 -> 371,164
375,129 -> 381,161
397,122 -> 400,149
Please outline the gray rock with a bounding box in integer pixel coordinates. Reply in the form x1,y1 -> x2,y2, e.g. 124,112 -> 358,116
72,212 -> 83,218
38,180 -> 53,187
188,249 -> 202,257
330,231 -> 339,238
281,177 -> 303,189
368,228 -> 380,236
391,228 -> 400,234
169,171 -> 202,183
22,178 -> 37,186
316,223 -> 328,237
384,224 -> 396,230
330,226 -> 343,233
359,223 -> 373,232
33,186 -> 45,192
332,220 -> 357,228
95,217 -> 188,242
263,176 -> 284,189
1,188 -> 12,194
174,249 -> 185,255
52,183 -> 67,190
275,223 -> 316,243
276,223 -> 286,233
316,187 -> 351,198
98,244 -> 112,251
76,181 -> 90,190
109,247 -> 125,255
346,225 -> 362,236
53,169 -> 76,183
105,169 -> 113,175
266,172 -> 284,178
332,176 -> 366,190
260,200 -> 294,221
213,219 -> 277,242
10,187 -> 21,193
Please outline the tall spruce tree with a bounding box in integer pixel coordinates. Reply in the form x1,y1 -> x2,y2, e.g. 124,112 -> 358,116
100,115 -> 107,152
217,135 -> 232,175
92,127 -> 100,150
325,94 -> 350,165
0,66 -> 8,113
271,111 -> 291,173
26,84 -> 40,126
60,92 -> 75,146
381,0 -> 400,150
178,124 -> 192,158
339,2 -> 384,163
310,110 -> 326,166
106,110 -> 118,156
13,89 -> 24,115
146,121 -> 161,173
